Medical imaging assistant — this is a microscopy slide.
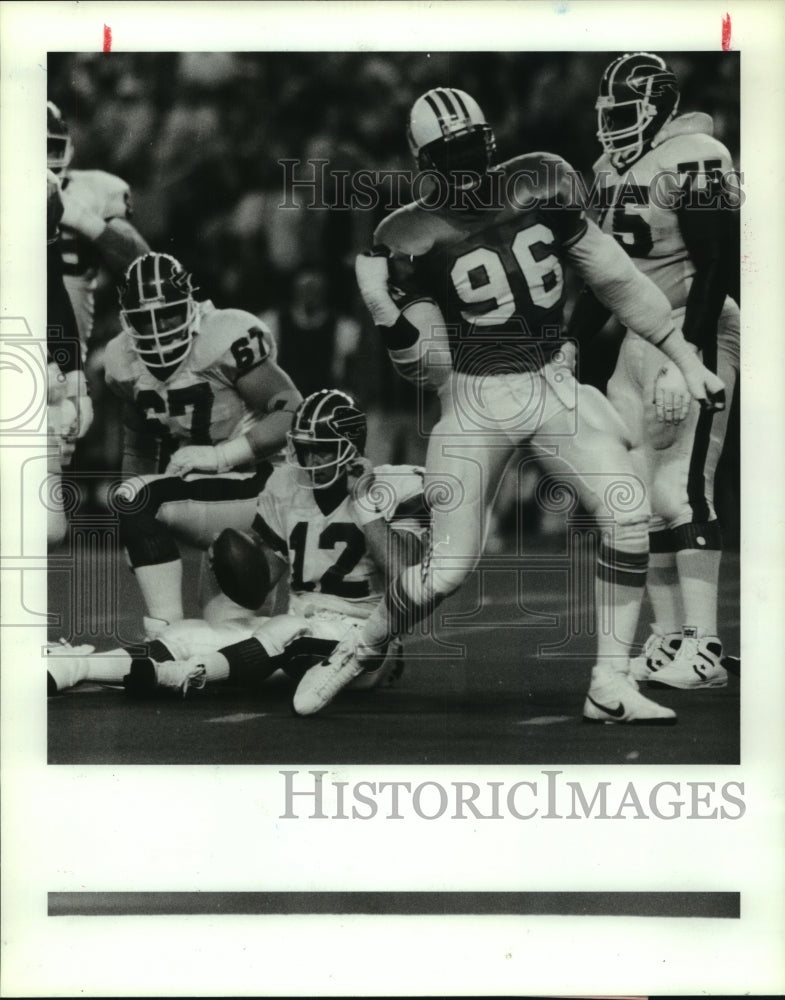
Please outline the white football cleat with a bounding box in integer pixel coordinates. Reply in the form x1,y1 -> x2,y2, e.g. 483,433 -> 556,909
628,625 -> 682,682
349,638 -> 404,691
583,674 -> 677,725
648,628 -> 728,690
292,630 -> 365,716
124,656 -> 207,698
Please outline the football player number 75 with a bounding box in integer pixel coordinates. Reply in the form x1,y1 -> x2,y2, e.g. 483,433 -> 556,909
449,223 -> 563,324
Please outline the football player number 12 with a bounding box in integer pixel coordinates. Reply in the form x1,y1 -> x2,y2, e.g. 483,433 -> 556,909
450,223 -> 563,324
289,520 -> 370,599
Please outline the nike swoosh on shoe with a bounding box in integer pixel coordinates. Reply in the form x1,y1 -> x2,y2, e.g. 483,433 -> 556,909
586,695 -> 626,718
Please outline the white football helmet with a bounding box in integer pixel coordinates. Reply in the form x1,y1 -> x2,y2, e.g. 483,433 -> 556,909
407,87 -> 496,186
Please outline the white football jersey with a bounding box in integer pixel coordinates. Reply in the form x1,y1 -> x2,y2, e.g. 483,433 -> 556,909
105,301 -> 276,471
59,169 -> 135,345
253,463 -> 425,617
593,113 -> 737,310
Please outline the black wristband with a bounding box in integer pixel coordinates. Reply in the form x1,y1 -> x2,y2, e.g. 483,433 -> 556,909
379,313 -> 420,351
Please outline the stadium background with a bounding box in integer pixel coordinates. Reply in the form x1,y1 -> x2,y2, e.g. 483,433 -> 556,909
48,50 -> 740,540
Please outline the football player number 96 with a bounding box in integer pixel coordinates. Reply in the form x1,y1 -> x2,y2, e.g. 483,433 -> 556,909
449,223 -> 563,324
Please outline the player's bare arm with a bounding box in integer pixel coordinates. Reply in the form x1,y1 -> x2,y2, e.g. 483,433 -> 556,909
567,220 -> 726,412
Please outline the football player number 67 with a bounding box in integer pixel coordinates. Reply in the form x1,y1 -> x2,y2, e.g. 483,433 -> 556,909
450,223 -> 563,324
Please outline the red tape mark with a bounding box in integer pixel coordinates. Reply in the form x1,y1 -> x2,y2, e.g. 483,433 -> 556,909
722,13 -> 731,51
103,24 -> 112,52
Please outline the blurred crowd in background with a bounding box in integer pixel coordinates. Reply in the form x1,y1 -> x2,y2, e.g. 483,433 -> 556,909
48,50 -> 740,540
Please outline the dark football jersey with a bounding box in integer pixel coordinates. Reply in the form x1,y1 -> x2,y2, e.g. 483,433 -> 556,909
376,153 -> 588,375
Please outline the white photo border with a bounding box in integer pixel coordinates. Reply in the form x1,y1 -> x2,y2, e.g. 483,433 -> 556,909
2,1 -> 784,996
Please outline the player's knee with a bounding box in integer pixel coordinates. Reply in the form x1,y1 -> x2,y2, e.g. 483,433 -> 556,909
251,615 -> 310,654
116,478 -> 179,567
428,563 -> 471,601
121,517 -> 180,568
579,475 -> 650,547
611,511 -> 651,555
649,480 -> 689,525
597,534 -> 649,588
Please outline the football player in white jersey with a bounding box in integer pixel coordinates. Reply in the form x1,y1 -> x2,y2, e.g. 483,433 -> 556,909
104,252 -> 302,626
48,101 -> 150,352
294,86 -> 726,723
47,168 -> 94,545
568,53 -> 740,689
46,390 -> 419,698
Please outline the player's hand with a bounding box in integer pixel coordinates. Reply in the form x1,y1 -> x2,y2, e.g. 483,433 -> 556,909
63,370 -> 94,438
551,341 -> 577,375
652,365 -> 691,424
679,356 -> 726,413
58,399 -> 78,465
165,445 -> 220,476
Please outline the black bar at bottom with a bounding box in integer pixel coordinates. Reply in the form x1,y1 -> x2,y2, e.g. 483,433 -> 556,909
48,891 -> 739,918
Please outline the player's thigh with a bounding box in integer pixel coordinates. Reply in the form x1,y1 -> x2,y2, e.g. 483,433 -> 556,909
649,354 -> 737,526
424,405 -> 513,560
607,333 -> 648,449
532,382 -> 650,524
160,618 -> 257,659
156,475 -> 261,549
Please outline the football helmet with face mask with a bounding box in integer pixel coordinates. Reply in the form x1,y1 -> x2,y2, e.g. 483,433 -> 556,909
120,253 -> 198,379
286,389 -> 367,490
47,101 -> 74,176
596,52 -> 680,169
407,87 -> 496,188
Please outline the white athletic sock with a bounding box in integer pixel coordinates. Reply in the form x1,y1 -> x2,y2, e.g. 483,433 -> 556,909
196,650 -> 231,683
676,548 -> 721,637
646,552 -> 683,633
85,649 -> 132,684
134,560 -> 184,623
593,579 -> 645,680
361,598 -> 392,651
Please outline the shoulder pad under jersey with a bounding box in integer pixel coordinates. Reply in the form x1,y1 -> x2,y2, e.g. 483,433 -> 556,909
190,305 -> 275,375
262,463 -> 294,503
653,112 -> 714,146
653,128 -> 733,173
64,169 -> 131,221
499,152 -> 583,209
374,203 -> 438,257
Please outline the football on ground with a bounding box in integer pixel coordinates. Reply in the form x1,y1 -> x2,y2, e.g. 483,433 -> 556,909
211,528 -> 271,610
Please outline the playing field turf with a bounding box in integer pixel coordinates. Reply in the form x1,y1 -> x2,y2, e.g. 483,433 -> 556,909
47,539 -> 740,766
